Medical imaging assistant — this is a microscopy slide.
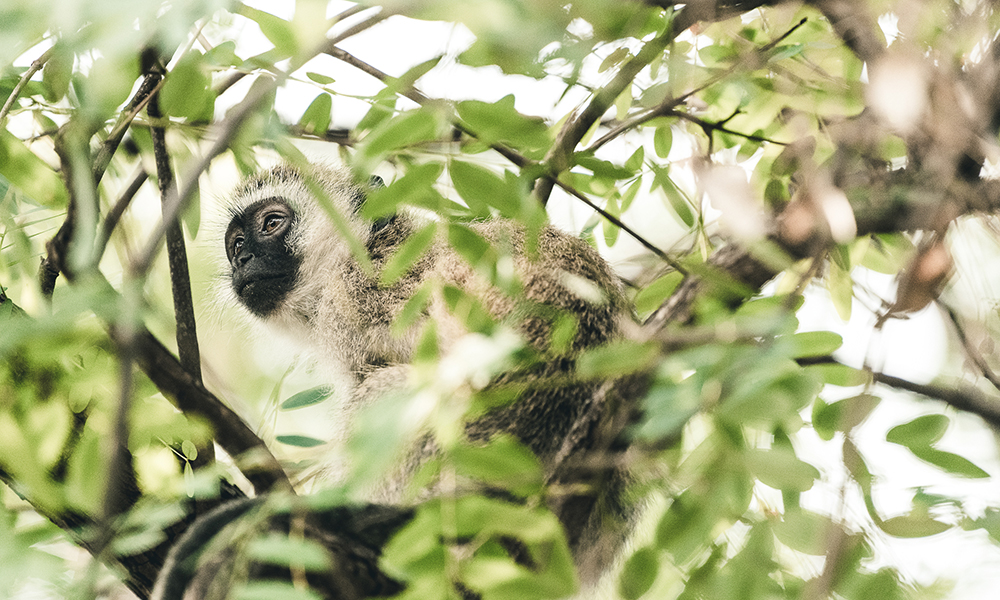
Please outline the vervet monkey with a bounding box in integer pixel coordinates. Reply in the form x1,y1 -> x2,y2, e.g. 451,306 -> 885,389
156,163 -> 631,599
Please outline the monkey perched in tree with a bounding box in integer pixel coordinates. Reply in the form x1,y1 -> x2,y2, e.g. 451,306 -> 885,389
155,163 -> 632,600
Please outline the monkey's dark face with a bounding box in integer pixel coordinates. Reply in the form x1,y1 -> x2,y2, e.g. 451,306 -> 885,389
225,198 -> 300,317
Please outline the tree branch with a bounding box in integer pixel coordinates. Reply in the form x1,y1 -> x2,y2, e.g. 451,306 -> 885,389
872,371 -> 1000,431
0,46 -> 54,125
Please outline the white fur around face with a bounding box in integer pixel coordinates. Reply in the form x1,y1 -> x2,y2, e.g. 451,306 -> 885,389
214,164 -> 376,388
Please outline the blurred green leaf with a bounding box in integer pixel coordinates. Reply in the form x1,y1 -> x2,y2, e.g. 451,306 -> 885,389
618,546 -> 659,600
382,222 -> 438,285
234,581 -> 323,600
279,385 -> 333,410
247,534 -> 332,571
275,435 -> 325,448
745,447 -> 819,492
238,4 -> 299,58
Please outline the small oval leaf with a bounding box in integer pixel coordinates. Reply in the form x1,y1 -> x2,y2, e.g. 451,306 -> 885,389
280,385 -> 334,410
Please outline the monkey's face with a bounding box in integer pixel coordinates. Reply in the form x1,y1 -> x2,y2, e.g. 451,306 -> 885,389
225,198 -> 301,317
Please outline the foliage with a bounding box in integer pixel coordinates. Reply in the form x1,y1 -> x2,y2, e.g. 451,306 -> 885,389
2,0 -> 1000,599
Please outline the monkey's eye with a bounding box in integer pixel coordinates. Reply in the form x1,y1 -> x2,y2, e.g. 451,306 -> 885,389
232,236 -> 244,257
262,214 -> 285,234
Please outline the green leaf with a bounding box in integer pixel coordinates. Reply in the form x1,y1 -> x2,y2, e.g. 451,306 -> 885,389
160,50 -> 214,121
827,259 -> 853,321
275,435 -> 325,448
239,4 -> 299,58
382,223 -> 438,285
42,46 -> 73,102
877,514 -> 951,538
247,534 -> 332,571
362,163 -> 451,219
450,436 -> 543,496
450,160 -> 514,218
653,125 -> 673,159
634,271 -> 683,317
306,72 -> 335,85
745,447 -> 819,492
457,95 -> 550,154
279,385 -> 333,410
768,43 -> 805,62
0,132 -> 68,207
887,415 -> 989,478
773,509 -> 837,555
909,447 -> 990,478
783,330 -> 843,358
812,393 -> 880,440
361,109 -> 441,161
576,341 -> 660,379
298,93 -> 332,135
653,167 -> 694,227
806,363 -> 869,387
598,46 -> 630,73
886,414 -> 949,446
618,546 -> 659,600
234,581 -> 323,600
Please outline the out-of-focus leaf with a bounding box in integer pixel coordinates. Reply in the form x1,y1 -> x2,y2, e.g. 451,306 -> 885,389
576,340 -> 660,379
275,435 -> 325,448
806,363 -> 868,387
0,133 -> 68,207
783,330 -> 842,358
160,50 -> 214,121
653,124 -> 673,159
279,385 -> 333,410
239,4 -> 299,58
450,436 -> 543,496
382,222 -> 438,285
877,514 -> 951,538
618,546 -> 659,600
773,509 -> 837,555
745,447 -> 819,492
812,393 -> 880,440
827,259 -> 853,321
247,534 -> 332,571
887,415 -> 990,478
234,581 -> 323,600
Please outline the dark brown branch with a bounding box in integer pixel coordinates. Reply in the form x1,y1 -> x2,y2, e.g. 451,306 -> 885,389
147,94 -> 204,384
148,92 -> 215,471
93,71 -> 165,184
872,371 -> 1000,431
119,325 -> 292,494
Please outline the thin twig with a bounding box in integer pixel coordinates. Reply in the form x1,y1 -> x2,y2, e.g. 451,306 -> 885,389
0,46 -> 54,125
96,165 -> 148,259
587,17 -> 806,153
938,301 -> 1000,393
